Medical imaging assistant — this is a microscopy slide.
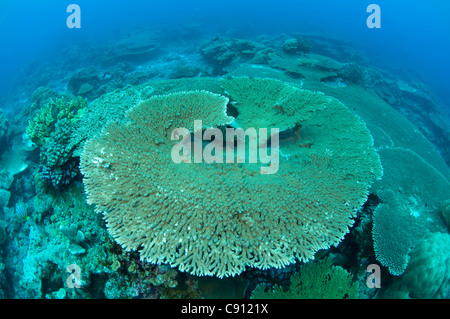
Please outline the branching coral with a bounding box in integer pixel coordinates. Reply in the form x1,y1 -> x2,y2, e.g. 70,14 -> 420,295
250,256 -> 358,299
80,77 -> 382,278
70,83 -> 155,157
26,96 -> 86,188
26,96 -> 86,146
40,118 -> 79,188
26,102 -> 55,146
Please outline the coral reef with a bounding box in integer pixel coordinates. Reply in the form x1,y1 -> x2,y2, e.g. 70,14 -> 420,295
222,76 -> 331,131
70,83 -> 155,157
103,30 -> 159,64
0,189 -> 10,208
80,77 -> 381,278
371,148 -> 450,275
67,67 -> 100,98
39,118 -> 79,188
26,101 -> 55,147
0,150 -> 29,191
0,223 -> 6,246
441,199 -> 450,227
297,53 -> 343,71
282,37 -> 313,54
2,26 -> 450,299
40,160 -> 79,189
25,96 -> 86,188
0,109 -> 9,151
26,96 -> 86,147
15,182 -> 116,298
250,256 -> 358,299
372,190 -> 427,276
380,232 -> 450,299
29,87 -> 60,109
199,37 -> 263,70
253,49 -> 450,279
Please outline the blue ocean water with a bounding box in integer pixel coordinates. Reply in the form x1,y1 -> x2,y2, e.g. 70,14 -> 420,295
1,0 -> 449,104
0,0 -> 449,301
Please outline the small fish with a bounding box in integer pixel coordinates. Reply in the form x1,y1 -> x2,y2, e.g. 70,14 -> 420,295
15,202 -> 29,222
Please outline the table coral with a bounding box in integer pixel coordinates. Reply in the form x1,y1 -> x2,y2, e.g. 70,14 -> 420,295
381,232 -> 450,299
80,77 -> 382,278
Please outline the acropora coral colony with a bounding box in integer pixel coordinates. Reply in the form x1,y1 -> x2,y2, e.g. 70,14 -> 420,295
13,44 -> 450,298
80,76 -> 382,278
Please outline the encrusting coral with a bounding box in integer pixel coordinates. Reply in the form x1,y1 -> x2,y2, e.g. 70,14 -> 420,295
80,77 -> 382,278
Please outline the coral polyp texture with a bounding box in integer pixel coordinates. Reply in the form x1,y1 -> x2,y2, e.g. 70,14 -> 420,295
80,77 -> 382,278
